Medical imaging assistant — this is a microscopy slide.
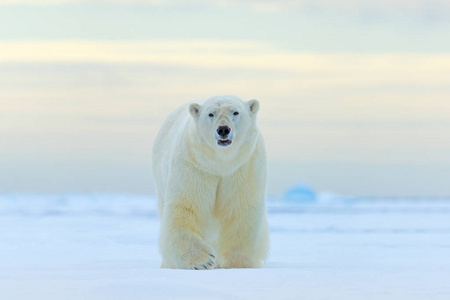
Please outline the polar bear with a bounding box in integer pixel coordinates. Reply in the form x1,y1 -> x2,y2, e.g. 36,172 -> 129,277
151,95 -> 269,269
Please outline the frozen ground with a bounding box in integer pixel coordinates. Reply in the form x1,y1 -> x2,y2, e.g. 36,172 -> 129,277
1,193 -> 450,300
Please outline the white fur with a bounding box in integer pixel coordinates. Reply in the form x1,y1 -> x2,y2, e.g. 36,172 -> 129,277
152,95 -> 269,269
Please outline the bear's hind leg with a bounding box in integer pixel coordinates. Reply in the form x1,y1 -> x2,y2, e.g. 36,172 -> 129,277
218,203 -> 269,268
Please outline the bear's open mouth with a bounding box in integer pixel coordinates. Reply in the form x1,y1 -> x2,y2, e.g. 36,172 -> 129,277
217,139 -> 232,147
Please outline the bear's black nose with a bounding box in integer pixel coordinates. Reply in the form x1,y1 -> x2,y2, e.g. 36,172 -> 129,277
217,125 -> 231,138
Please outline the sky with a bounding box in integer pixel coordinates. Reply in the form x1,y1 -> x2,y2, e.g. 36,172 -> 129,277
0,0 -> 450,196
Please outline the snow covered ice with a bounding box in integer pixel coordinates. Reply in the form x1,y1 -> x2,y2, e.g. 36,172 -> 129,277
1,193 -> 450,300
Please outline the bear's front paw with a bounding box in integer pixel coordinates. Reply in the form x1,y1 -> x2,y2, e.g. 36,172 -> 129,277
182,247 -> 217,270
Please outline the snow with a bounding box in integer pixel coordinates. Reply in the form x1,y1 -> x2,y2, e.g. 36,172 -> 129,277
1,193 -> 450,300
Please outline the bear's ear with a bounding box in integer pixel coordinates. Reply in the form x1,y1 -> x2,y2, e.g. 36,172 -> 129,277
247,99 -> 260,114
189,103 -> 201,117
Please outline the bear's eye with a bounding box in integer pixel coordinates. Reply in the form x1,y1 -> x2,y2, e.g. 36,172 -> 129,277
208,113 -> 214,117
233,111 -> 239,116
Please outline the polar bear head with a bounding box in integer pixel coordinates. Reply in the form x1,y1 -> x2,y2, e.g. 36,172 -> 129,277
189,95 -> 260,149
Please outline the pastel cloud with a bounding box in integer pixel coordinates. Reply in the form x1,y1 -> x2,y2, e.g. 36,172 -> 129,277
0,0 -> 448,14
1,40 -> 449,77
1,40 -> 449,127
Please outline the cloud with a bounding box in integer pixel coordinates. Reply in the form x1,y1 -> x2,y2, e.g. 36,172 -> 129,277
231,0 -> 450,13
1,0 -> 449,15
1,40 -> 449,76
0,0 -> 163,4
